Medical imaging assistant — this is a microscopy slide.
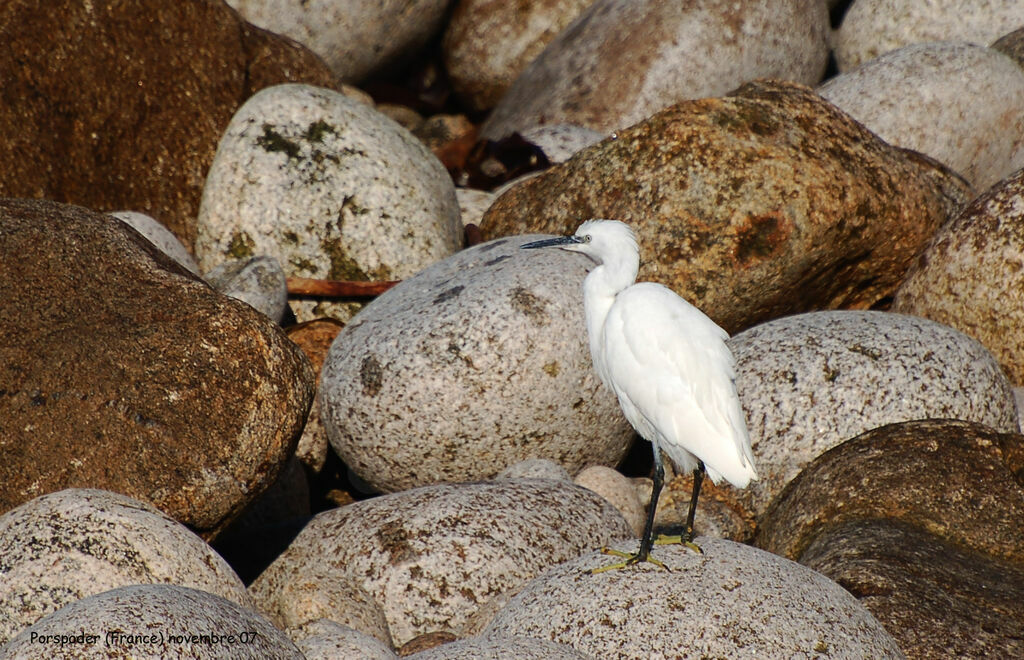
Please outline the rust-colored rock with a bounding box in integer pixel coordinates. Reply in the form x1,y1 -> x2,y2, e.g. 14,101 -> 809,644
755,419 -> 1024,566
481,79 -> 971,333
0,0 -> 339,251
893,167 -> 1024,385
800,519 -> 1024,659
0,199 -> 314,538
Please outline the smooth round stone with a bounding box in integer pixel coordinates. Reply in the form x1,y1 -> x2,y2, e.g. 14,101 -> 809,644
2,584 -> 301,659
893,168 -> 1024,385
196,83 -> 461,323
407,634 -> 589,659
729,310 -> 1018,514
573,465 -> 646,537
520,124 -> 604,164
834,0 -> 1024,71
226,0 -> 452,83
291,620 -> 398,660
319,234 -> 634,493
204,256 -> 288,323
456,187 -> 496,228
818,41 -> 1024,190
0,489 -> 252,644
111,210 -> 201,275
442,0 -> 594,112
483,538 -> 903,659
495,458 -> 572,482
481,0 -> 830,137
250,480 -> 632,647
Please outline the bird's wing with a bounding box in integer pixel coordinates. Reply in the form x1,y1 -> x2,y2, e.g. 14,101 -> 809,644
601,283 -> 756,487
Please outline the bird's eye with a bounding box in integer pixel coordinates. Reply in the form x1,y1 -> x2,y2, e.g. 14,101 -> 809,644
582,235 -> 592,243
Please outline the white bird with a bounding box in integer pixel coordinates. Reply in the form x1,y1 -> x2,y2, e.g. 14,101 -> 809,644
522,220 -> 757,570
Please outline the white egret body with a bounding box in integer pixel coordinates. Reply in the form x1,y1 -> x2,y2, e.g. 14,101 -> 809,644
522,220 -> 756,568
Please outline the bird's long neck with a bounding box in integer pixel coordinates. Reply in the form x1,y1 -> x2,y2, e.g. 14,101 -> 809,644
582,251 -> 639,386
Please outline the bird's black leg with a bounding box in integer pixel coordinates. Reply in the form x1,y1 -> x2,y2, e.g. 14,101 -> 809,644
684,461 -> 706,544
591,445 -> 669,573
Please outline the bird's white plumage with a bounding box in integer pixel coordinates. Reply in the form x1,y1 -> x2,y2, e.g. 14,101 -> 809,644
564,220 -> 757,488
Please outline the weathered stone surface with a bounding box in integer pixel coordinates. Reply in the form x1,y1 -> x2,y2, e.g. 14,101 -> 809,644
250,480 -> 632,647
834,0 -> 1024,71
0,199 -> 314,538
407,634 -> 589,659
291,620 -> 398,660
0,0 -> 339,252
227,0 -> 452,83
196,83 -> 461,323
894,167 -> 1024,385
573,465 -> 646,537
319,234 -> 633,493
756,419 -> 1024,566
800,519 -> 1024,659
112,211 -> 201,275
0,489 -> 252,644
481,80 -> 971,334
442,0 -> 595,112
287,318 -> 344,473
2,584 -> 302,658
484,538 -> 903,659
205,256 -> 288,323
818,41 -> 1024,190
495,458 -> 572,483
730,310 -> 1018,515
481,0 -> 830,138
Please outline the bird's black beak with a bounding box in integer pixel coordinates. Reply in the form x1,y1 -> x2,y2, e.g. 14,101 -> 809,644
520,235 -> 582,249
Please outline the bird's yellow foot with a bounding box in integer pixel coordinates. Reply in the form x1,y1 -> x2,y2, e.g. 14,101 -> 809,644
589,547 -> 670,573
653,533 -> 703,554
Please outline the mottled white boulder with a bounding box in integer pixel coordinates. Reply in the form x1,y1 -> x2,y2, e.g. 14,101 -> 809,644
818,41 -> 1024,190
835,0 -> 1024,71
250,480 -> 632,647
729,310 -> 1019,513
481,0 -> 830,137
196,83 -> 461,322
0,489 -> 251,644
319,234 -> 634,493
442,0 -> 595,112
111,210 -> 200,275
2,584 -> 300,659
407,634 -> 588,659
520,124 -> 604,164
484,538 -> 903,659
893,167 -> 1024,385
205,256 -> 288,323
291,620 -> 398,660
226,0 -> 453,83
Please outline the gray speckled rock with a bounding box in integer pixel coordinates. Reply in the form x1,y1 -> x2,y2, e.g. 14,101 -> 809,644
483,537 -> 903,659
729,310 -> 1018,515
481,0 -> 830,137
111,210 -> 200,275
2,584 -> 301,659
893,167 -> 1024,386
520,124 -> 604,164
226,0 -> 452,83
834,0 -> 1024,71
818,41 -> 1024,190
495,458 -> 572,482
255,562 -> 393,646
290,620 -> 398,660
407,634 -> 589,659
196,83 -> 461,323
250,480 -> 632,647
0,489 -> 252,644
319,234 -> 633,493
204,256 -> 288,323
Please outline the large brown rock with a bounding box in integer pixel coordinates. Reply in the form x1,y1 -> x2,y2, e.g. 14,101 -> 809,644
800,519 -> 1024,659
0,0 -> 339,251
0,199 -> 314,538
481,80 -> 971,333
755,419 -> 1024,566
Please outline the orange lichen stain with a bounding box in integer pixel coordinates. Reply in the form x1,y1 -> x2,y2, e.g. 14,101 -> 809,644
733,212 -> 791,268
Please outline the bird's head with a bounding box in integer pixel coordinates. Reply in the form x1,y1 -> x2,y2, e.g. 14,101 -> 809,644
520,219 -> 638,265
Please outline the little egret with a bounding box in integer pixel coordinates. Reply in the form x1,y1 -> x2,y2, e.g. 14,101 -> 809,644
522,220 -> 757,571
